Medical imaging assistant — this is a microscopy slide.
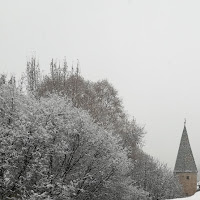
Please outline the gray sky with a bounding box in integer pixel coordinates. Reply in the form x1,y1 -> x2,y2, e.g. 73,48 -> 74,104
1,0 -> 200,169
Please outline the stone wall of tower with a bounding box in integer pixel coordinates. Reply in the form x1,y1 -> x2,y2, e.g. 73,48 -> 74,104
175,172 -> 197,196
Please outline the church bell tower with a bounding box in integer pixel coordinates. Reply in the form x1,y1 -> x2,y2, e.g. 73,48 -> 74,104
174,121 -> 198,196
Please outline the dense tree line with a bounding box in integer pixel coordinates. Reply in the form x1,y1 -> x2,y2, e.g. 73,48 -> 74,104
0,57 -> 183,199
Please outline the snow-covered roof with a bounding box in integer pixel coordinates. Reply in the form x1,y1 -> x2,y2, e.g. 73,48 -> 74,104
174,125 -> 197,173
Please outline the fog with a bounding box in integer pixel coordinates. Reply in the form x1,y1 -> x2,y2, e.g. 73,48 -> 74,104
1,0 -> 200,169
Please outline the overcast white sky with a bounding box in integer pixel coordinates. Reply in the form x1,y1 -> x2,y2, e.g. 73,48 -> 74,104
1,0 -> 200,169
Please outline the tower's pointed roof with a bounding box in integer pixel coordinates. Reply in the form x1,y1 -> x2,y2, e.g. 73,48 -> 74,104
174,123 -> 197,173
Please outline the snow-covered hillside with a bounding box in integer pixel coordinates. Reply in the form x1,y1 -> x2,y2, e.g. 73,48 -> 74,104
167,192 -> 200,200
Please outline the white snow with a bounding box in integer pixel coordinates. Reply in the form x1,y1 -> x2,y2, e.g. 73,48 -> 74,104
167,192 -> 200,200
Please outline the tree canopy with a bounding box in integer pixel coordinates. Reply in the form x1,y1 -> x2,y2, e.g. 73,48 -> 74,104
0,58 -> 183,200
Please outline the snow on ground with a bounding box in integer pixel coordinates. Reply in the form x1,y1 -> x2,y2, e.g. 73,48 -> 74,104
166,192 -> 200,200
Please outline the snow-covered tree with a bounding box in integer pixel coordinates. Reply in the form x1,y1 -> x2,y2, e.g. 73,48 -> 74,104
34,61 -> 145,154
0,57 -> 183,199
0,82 -> 133,200
131,150 -> 183,200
